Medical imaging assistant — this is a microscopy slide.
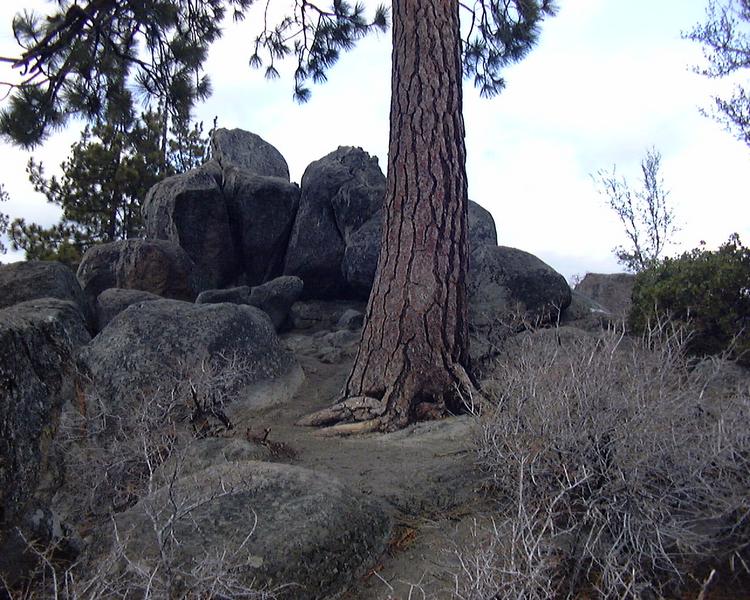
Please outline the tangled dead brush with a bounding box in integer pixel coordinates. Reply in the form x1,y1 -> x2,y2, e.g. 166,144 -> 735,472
454,322 -> 750,599
4,353 -> 281,599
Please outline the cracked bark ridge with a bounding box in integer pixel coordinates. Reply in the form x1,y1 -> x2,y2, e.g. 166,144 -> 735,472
306,0 -> 479,433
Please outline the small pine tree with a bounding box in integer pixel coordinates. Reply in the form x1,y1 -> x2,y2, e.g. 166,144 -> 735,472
7,221 -> 85,266
10,110 -> 212,265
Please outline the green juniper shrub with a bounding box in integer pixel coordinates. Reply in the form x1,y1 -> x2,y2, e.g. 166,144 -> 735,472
629,234 -> 750,365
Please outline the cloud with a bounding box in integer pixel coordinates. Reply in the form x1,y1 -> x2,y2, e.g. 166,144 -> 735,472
1,127 -> 81,225
196,16 -> 392,182
0,0 -> 747,278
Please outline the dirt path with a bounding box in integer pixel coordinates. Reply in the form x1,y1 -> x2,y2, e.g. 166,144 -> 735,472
241,324 -> 490,600
240,311 -> 750,600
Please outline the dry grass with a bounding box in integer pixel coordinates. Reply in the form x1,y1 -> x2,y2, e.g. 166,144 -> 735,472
454,322 -> 750,599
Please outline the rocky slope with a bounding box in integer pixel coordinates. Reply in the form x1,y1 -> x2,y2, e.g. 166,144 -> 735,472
0,130 -> 621,598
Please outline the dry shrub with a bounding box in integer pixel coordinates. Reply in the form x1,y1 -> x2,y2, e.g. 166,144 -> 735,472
63,474 -> 284,600
8,501 -> 280,600
454,322 -> 750,599
5,354 -> 279,599
55,352 -> 251,523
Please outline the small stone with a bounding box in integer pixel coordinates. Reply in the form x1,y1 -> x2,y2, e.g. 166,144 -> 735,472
337,309 -> 365,330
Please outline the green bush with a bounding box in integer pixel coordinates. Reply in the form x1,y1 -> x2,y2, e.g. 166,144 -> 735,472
629,234 -> 750,365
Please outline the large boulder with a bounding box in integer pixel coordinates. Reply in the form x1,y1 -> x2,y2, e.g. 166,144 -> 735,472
468,245 -> 571,365
468,200 -> 498,252
95,288 -> 162,331
342,211 -> 383,299
0,299 -> 90,583
106,461 -> 390,599
211,128 -> 290,180
77,239 -> 200,307
223,167 -> 300,285
339,199 -> 498,300
0,260 -> 93,329
561,289 -> 614,331
284,147 -> 385,299
469,245 -> 571,326
575,272 -> 636,318
248,275 -> 304,331
143,165 -> 237,289
77,299 -> 303,426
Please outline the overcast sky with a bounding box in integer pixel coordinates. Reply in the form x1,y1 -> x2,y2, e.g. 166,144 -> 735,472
1,0 -> 748,281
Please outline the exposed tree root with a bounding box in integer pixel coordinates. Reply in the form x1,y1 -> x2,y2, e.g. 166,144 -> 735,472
295,396 -> 386,427
316,418 -> 383,437
297,364 -> 486,436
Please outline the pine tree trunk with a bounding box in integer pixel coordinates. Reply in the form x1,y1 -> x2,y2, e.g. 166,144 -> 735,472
302,0 -> 477,433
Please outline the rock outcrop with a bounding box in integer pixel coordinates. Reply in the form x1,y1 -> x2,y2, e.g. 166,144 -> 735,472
284,146 -> 386,299
76,239 -> 200,307
143,164 -> 237,289
468,200 -> 498,253
468,245 -> 571,366
575,272 -> 636,318
282,142 -> 500,301
342,210 -> 383,298
468,245 -> 571,327
139,131 -> 300,293
561,289 -> 614,330
0,261 -> 93,329
211,128 -> 290,180
129,131 -> 503,303
223,168 -> 300,285
77,299 -> 303,425
0,299 -> 90,585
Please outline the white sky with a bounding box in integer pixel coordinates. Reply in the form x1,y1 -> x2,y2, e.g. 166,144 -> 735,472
1,0 -> 748,282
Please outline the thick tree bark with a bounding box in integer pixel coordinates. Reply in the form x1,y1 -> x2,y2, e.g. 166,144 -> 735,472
302,0 -> 478,433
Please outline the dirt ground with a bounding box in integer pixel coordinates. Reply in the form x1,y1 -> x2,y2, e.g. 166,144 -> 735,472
239,323 -> 492,600
241,311 -> 750,600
